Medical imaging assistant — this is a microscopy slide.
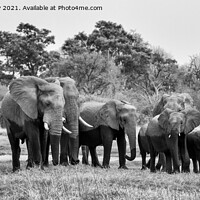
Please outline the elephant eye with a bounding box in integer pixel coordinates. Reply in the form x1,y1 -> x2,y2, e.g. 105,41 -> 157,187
45,101 -> 51,107
120,116 -> 126,124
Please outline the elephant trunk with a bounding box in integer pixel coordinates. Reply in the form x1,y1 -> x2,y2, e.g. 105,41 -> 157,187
169,133 -> 180,172
68,123 -> 80,165
64,98 -> 79,164
125,125 -> 137,161
49,119 -> 63,165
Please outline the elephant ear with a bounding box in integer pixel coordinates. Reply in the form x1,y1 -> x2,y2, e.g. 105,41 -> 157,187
158,108 -> 173,131
98,100 -> 119,130
152,94 -> 170,117
183,109 -> 200,134
45,77 -> 60,85
59,77 -> 75,86
9,76 -> 44,119
180,93 -> 194,109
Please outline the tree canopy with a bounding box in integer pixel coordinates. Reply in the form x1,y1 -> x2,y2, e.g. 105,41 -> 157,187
0,23 -> 54,78
1,20 -> 200,120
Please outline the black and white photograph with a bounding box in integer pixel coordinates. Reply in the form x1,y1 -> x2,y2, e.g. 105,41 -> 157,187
1,0 -> 200,199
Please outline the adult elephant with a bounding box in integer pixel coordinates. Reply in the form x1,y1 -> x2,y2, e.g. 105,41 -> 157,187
0,76 -> 65,172
187,125 -> 200,173
79,99 -> 137,169
153,93 -> 193,117
45,77 -> 91,166
138,124 -> 165,170
146,108 -> 200,173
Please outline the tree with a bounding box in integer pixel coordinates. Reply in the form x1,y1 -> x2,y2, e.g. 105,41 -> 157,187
150,47 -> 179,93
54,52 -> 114,95
0,23 -> 55,77
61,21 -> 153,93
183,54 -> 200,91
62,32 -> 89,57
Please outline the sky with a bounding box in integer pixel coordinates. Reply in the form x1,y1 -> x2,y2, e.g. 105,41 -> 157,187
1,0 -> 200,65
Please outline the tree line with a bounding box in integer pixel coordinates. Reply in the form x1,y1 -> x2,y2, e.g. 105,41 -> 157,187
1,21 -> 200,122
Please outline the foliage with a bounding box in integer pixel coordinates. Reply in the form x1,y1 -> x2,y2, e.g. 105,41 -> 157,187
0,23 -> 55,77
62,21 -> 152,91
182,55 -> 200,91
52,52 -> 117,95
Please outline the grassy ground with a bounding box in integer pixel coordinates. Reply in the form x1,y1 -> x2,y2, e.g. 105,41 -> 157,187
1,161 -> 200,200
1,128 -> 200,199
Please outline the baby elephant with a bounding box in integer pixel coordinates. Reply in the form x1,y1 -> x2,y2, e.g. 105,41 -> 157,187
187,125 -> 200,173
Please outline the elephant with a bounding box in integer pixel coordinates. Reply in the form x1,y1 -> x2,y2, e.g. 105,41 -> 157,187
146,108 -> 200,173
187,125 -> 200,173
0,76 -> 65,172
45,77 -> 92,166
138,123 -> 166,170
145,92 -> 194,171
79,99 -> 137,169
153,93 -> 194,117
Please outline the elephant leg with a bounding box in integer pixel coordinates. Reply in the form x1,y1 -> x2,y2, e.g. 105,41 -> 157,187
179,136 -> 190,172
192,158 -> 198,173
117,133 -> 128,169
165,152 -> 173,174
44,134 -> 50,167
60,133 -> 69,166
101,127 -> 114,168
141,153 -> 147,170
89,147 -> 103,168
147,137 -> 156,172
8,133 -> 21,172
69,137 -> 80,165
81,145 -> 89,165
26,138 -> 34,169
40,129 -> 48,167
146,158 -> 150,169
50,135 -> 60,166
156,153 -> 166,171
25,122 -> 43,170
149,151 -> 156,173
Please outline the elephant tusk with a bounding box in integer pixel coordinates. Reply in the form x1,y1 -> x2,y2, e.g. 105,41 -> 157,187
168,134 -> 171,138
179,133 -> 181,136
44,122 -> 49,130
62,117 -> 66,123
79,116 -> 93,128
62,126 -> 72,134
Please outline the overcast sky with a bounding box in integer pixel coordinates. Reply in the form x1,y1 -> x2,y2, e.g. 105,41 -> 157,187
1,0 -> 200,65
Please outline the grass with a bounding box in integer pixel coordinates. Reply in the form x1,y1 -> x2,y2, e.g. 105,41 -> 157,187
1,161 -> 200,200
1,128 -> 200,199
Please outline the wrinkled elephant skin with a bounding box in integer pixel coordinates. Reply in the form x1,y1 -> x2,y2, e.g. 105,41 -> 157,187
1,76 -> 65,171
45,77 -> 80,166
138,123 -> 166,171
80,99 -> 137,169
147,108 -> 200,174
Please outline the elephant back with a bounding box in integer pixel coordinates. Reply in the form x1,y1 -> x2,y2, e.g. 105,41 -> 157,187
80,101 -> 105,127
153,93 -> 194,117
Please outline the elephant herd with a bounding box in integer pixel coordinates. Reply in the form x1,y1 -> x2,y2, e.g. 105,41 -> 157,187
1,76 -> 200,174
138,93 -> 200,173
0,76 -> 137,172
